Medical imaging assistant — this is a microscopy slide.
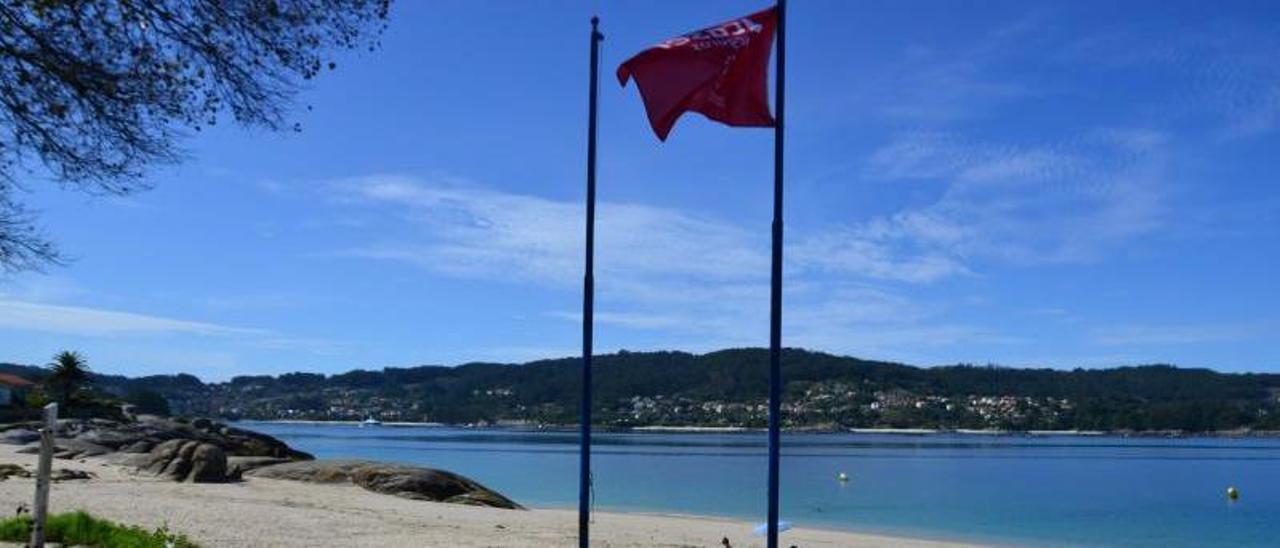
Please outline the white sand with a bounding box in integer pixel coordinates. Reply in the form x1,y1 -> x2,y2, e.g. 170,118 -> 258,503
0,444 -> 977,547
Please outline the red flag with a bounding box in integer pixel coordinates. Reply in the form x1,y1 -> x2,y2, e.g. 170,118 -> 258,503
618,7 -> 777,141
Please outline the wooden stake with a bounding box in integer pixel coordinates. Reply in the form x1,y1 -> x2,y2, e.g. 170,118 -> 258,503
31,402 -> 57,548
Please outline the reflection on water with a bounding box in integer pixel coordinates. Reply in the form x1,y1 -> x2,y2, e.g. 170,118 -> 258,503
241,422 -> 1280,547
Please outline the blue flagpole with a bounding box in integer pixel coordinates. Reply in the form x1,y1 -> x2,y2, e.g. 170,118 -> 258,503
580,15 -> 603,548
767,1 -> 786,547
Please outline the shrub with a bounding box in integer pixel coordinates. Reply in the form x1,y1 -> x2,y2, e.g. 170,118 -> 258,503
0,511 -> 197,547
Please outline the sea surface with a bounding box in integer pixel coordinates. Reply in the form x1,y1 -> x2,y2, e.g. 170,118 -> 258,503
239,422 -> 1280,546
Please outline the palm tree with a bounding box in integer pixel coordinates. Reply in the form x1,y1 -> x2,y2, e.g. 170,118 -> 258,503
48,351 -> 91,405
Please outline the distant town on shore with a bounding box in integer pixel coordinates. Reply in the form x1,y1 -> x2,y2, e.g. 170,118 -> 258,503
4,348 -> 1279,434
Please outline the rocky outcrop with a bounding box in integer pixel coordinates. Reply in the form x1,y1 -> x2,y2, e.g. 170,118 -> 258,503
140,439 -> 229,483
7,416 -> 310,483
64,417 -> 312,460
120,440 -> 154,453
0,429 -> 40,445
51,468 -> 95,481
0,463 -> 94,482
15,438 -> 113,459
4,417 -> 522,509
247,460 -> 523,510
226,456 -> 292,479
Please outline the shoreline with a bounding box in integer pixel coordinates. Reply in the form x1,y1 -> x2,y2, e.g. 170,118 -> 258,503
0,443 -> 978,547
519,503 -> 996,547
241,420 -> 1280,438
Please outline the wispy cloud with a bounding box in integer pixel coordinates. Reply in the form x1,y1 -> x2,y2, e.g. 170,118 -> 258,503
327,175 -> 1016,361
0,276 -> 88,303
0,299 -> 265,337
865,131 -> 1086,185
341,175 -> 766,287
866,14 -> 1049,123
790,225 -> 970,283
875,10 -> 1280,138
1056,22 -> 1280,138
199,292 -> 333,312
847,129 -> 1171,269
337,174 -> 965,291
826,9 -> 1280,281
341,175 -> 995,286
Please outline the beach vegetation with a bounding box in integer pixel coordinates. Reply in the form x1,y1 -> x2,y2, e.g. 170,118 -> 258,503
0,510 -> 198,547
124,389 -> 172,417
48,351 -> 91,406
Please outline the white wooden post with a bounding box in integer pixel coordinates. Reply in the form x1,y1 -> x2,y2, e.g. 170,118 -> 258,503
30,402 -> 57,548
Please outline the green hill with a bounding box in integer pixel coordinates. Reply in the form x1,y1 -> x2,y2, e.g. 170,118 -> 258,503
5,349 -> 1279,432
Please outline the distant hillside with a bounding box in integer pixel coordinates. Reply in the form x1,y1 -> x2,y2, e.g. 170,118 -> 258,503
5,349 -> 1280,432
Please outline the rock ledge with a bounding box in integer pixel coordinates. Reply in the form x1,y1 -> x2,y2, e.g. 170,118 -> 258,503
247,459 -> 524,510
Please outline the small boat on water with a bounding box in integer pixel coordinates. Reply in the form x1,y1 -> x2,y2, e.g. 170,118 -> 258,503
359,417 -> 382,427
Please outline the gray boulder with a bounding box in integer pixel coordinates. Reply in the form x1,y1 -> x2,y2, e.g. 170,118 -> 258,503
0,465 -> 92,482
15,438 -> 113,459
120,440 -> 153,453
0,429 -> 39,445
141,439 -> 228,483
51,469 -> 94,482
24,417 -> 314,461
227,456 -> 291,479
248,460 -> 522,509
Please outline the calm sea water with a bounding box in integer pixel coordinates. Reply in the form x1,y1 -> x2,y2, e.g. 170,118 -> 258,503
239,422 -> 1280,546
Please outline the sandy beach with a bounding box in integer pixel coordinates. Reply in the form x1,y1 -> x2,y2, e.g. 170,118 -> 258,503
0,443 -> 975,547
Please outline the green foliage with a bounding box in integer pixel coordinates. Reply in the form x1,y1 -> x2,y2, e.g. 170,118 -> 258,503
24,390 -> 47,409
0,515 -> 27,540
124,389 -> 171,416
0,511 -> 198,547
132,348 -> 1280,433
47,351 -> 91,405
0,1 -> 391,272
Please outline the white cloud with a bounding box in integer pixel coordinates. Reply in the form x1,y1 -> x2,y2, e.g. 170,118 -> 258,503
200,292 -> 323,311
328,176 -> 1016,361
549,311 -> 698,331
0,299 -> 265,337
869,15 -> 1046,123
341,175 -> 988,287
790,225 -> 970,283
1057,24 -> 1280,138
0,276 -> 87,303
777,12 -> 1060,135
842,10 -> 1273,285
850,130 -> 1170,268
341,175 -> 766,287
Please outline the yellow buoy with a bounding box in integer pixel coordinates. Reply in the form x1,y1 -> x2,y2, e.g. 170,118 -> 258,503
837,472 -> 849,482
1227,486 -> 1239,500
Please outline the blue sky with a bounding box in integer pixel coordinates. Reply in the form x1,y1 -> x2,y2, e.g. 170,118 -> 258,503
1,0 -> 1278,379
